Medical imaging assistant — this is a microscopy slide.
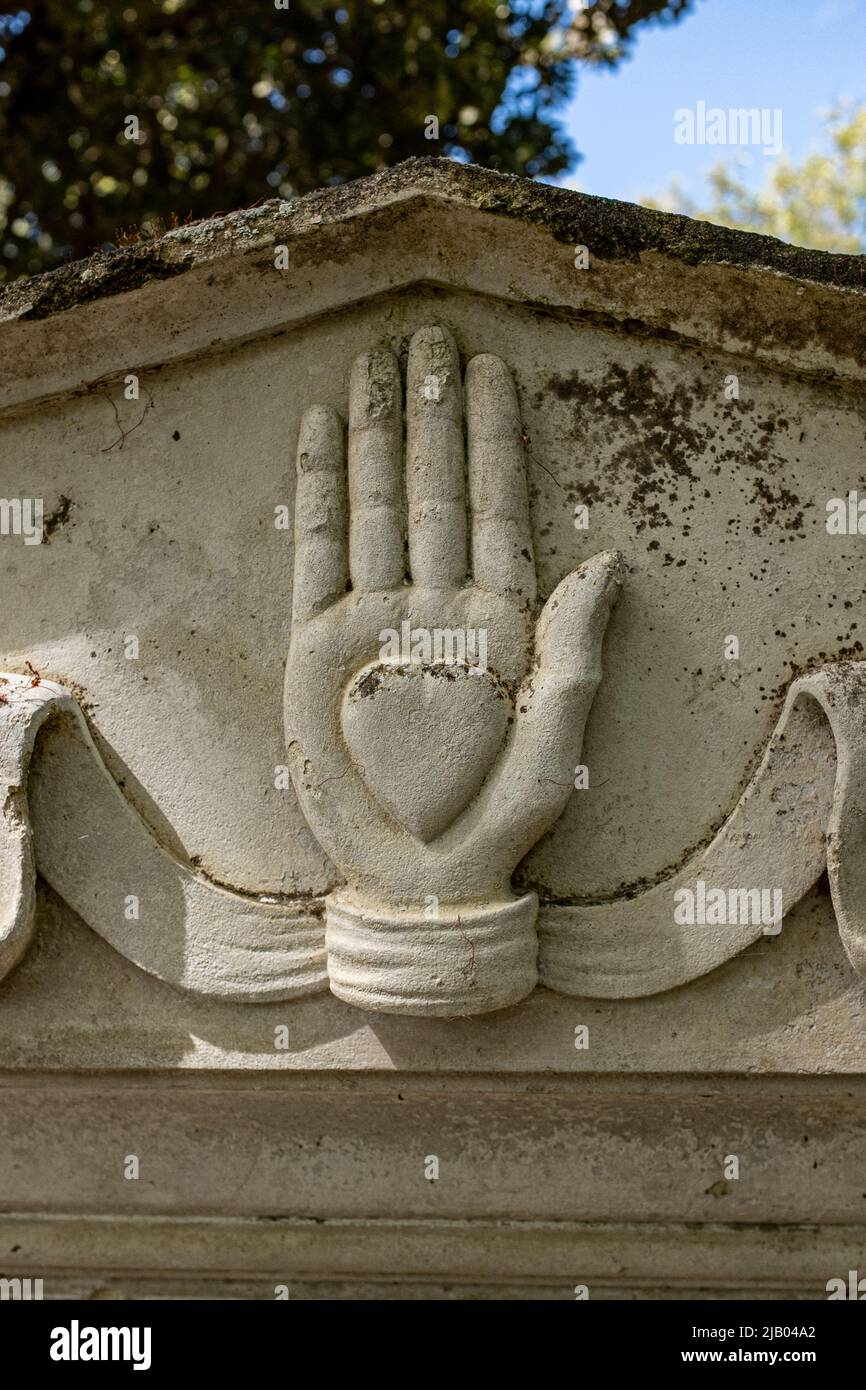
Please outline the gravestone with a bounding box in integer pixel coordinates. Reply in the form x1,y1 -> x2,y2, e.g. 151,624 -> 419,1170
1,157 -> 865,1298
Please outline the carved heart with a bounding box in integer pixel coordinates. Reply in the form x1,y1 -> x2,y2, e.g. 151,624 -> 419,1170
342,662 -> 511,842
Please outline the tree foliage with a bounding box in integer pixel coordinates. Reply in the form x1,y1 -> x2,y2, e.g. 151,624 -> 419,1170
0,0 -> 695,278
645,105 -> 866,253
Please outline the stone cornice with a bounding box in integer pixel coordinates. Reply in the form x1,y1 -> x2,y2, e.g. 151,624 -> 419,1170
1,158 -> 864,414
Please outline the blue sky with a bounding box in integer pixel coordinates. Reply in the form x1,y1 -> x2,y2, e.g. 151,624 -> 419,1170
557,0 -> 866,205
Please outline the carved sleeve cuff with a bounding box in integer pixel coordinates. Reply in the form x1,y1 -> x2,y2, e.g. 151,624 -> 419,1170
323,889 -> 539,1016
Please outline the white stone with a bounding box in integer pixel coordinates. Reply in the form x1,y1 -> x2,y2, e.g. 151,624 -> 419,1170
2,158 -> 866,1296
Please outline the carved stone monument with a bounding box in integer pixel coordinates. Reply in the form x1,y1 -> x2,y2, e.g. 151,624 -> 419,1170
1,158 -> 865,1298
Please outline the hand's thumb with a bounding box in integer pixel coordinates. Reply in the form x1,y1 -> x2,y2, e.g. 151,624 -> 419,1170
535,550 -> 624,687
469,550 -> 624,873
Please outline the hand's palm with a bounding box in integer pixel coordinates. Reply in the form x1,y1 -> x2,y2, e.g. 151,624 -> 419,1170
285,326 -> 621,906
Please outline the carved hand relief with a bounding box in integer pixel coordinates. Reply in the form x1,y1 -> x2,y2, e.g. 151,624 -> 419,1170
2,325 -> 866,1017
283,326 -> 622,1012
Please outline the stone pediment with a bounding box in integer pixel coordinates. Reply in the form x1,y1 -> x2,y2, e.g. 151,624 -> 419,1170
2,156 -> 866,1038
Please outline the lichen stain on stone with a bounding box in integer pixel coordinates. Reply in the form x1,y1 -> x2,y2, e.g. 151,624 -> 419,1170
354,667 -> 385,700
541,363 -> 700,530
537,361 -> 807,539
747,475 -> 810,536
43,494 -> 74,542
11,249 -> 193,322
705,1179 -> 731,1198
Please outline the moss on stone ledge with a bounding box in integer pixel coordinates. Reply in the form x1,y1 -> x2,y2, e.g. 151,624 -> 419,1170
1,156 -> 863,324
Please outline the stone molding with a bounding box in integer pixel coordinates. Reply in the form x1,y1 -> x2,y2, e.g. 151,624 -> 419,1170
0,1213 -> 857,1299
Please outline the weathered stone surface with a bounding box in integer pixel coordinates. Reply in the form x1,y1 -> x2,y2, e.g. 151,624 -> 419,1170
2,158 -> 866,1296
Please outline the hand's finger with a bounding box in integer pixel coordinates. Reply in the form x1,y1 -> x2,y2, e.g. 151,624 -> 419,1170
292,405 -> 347,624
465,354 -> 536,605
348,348 -> 404,591
406,325 -> 467,588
